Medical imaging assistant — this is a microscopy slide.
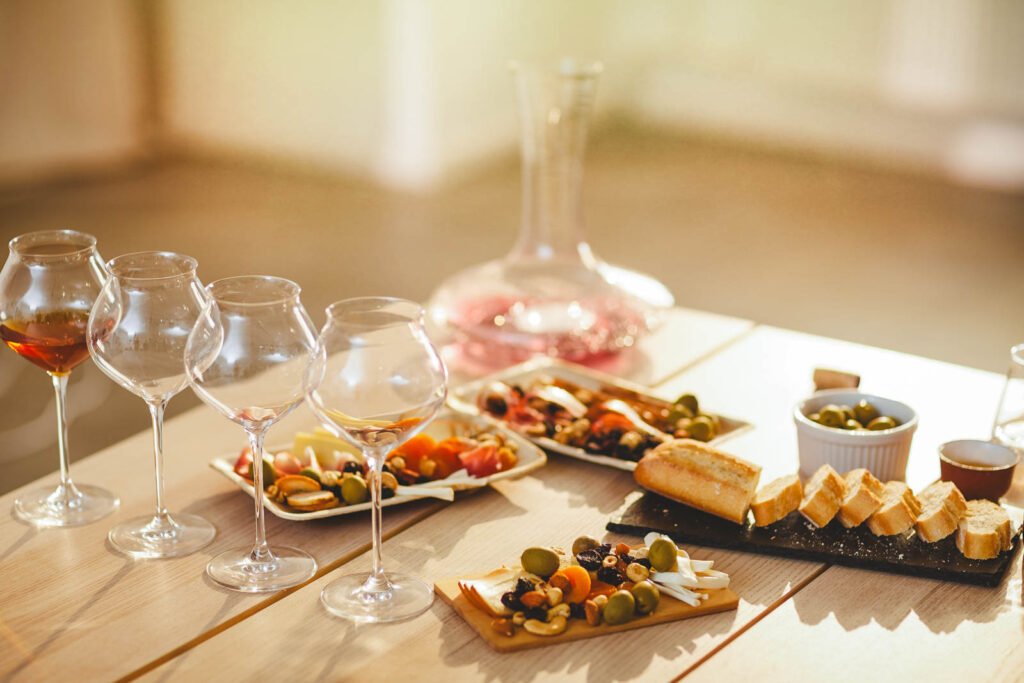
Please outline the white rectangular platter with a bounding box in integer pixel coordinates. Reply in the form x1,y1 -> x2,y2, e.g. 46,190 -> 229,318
449,358 -> 752,472
210,410 -> 546,521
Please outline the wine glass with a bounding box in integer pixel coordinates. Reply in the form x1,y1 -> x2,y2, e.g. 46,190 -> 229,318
88,252 -> 217,558
305,297 -> 447,622
0,230 -> 119,527
185,275 -> 318,592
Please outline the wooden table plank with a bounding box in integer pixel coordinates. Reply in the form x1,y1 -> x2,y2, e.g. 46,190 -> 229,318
142,456 -> 823,682
0,405 -> 446,681
0,306 -> 752,680
650,326 -> 1024,682
655,326 -> 1007,490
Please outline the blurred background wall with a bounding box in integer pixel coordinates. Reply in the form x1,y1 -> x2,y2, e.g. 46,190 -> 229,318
4,0 -> 1023,191
1,1 -> 1022,496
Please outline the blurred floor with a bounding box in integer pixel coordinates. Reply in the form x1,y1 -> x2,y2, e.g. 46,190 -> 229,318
1,128 -> 1023,495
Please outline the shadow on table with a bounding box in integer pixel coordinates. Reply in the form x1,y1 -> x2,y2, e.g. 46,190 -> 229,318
433,602 -> 736,683
5,558 -> 137,679
790,557 -> 1020,634
0,511 -> 38,563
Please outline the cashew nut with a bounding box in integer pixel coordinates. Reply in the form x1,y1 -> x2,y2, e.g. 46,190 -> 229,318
545,586 -> 563,607
547,603 -> 571,620
523,615 -> 568,636
512,611 -> 526,626
626,562 -> 650,582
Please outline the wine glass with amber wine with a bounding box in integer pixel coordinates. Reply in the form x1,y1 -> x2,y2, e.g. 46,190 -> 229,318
305,297 -> 447,621
88,252 -> 216,558
185,276 -> 318,592
0,230 -> 119,527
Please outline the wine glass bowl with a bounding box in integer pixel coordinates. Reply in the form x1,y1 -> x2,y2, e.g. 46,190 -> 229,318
0,230 -> 119,527
185,276 -> 318,591
88,252 -> 216,558
306,297 -> 447,622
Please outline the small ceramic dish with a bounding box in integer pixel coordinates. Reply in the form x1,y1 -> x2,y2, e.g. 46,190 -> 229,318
793,389 -> 918,481
938,439 -> 1020,501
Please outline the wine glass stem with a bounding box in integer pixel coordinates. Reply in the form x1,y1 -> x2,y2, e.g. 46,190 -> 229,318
247,428 -> 273,563
147,400 -> 170,522
363,446 -> 391,594
49,372 -> 76,496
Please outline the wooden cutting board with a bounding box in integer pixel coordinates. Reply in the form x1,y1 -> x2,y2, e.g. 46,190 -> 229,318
434,574 -> 738,653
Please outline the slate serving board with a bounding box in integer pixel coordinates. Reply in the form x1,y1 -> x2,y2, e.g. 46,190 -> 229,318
607,491 -> 1023,587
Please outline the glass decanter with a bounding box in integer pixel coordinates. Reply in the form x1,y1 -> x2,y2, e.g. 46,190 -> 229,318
427,59 -> 673,371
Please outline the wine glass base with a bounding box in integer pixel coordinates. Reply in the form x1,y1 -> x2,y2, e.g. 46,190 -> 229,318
14,483 -> 119,528
321,572 -> 434,623
206,546 -> 317,592
109,513 -> 216,559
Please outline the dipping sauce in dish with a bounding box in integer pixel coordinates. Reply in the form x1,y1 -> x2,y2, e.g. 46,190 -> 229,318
938,440 -> 1020,501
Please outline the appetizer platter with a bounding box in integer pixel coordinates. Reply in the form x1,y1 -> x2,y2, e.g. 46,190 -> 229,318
210,411 -> 546,521
449,358 -> 751,471
435,533 -> 739,652
611,437 -> 1023,587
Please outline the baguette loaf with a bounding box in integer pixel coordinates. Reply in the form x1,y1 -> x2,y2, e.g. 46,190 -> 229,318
798,464 -> 845,528
915,481 -> 968,542
837,468 -> 884,528
750,474 -> 803,527
867,481 -> 918,536
633,438 -> 761,524
956,499 -> 1013,560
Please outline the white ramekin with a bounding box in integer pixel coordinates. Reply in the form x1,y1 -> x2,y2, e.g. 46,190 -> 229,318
793,389 -> 918,481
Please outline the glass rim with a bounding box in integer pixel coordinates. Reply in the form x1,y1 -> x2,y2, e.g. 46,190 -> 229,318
1010,343 -> 1024,365
9,229 -> 97,259
325,297 -> 424,326
106,251 -> 198,281
206,275 -> 301,306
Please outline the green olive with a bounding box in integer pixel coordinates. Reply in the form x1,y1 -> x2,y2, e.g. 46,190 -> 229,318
630,580 -> 660,615
687,416 -> 714,442
843,418 -> 864,430
808,412 -> 820,423
667,409 -> 693,428
298,467 -> 322,485
249,458 -> 277,487
817,406 -> 845,428
602,590 -> 636,625
853,399 -> 880,425
340,475 -> 369,505
867,416 -> 898,431
571,535 -> 601,557
647,537 -> 678,572
521,546 -> 560,578
674,393 -> 699,416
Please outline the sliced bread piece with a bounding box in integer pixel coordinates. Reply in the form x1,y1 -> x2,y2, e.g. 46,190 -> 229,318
867,481 -> 918,536
837,468 -> 884,528
798,464 -> 845,528
915,481 -> 968,542
750,474 -> 803,527
956,499 -> 1013,560
633,438 -> 762,524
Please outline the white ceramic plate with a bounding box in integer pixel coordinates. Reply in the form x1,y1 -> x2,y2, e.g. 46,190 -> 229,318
209,410 -> 546,521
449,358 -> 752,472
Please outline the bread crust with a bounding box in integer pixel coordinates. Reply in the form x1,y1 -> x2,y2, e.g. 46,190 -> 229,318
867,481 -> 917,536
915,481 -> 968,542
633,438 -> 761,524
837,468 -> 884,528
799,464 -> 845,528
956,499 -> 1012,560
751,474 -> 803,527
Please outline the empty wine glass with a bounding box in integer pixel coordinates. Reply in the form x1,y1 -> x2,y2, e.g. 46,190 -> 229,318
88,252 -> 216,558
185,276 -> 317,591
305,297 -> 447,622
0,230 -> 119,527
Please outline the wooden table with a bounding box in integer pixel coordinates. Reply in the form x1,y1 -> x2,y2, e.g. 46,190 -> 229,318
2,308 -> 1021,682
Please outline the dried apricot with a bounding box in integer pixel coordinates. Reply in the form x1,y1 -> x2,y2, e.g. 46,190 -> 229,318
551,565 -> 591,603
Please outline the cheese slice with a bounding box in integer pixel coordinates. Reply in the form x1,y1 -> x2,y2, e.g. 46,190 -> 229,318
457,567 -> 519,617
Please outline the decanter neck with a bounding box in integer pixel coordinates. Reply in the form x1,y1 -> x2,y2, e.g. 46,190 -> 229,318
508,61 -> 601,266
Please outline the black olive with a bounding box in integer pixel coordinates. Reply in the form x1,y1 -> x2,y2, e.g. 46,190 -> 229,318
342,461 -> 362,474
524,606 -> 548,622
596,566 -> 623,585
500,591 -> 522,610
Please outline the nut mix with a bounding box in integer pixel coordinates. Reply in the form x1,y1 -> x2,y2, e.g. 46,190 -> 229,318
477,375 -> 724,462
234,425 -> 519,513
470,533 -> 730,638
